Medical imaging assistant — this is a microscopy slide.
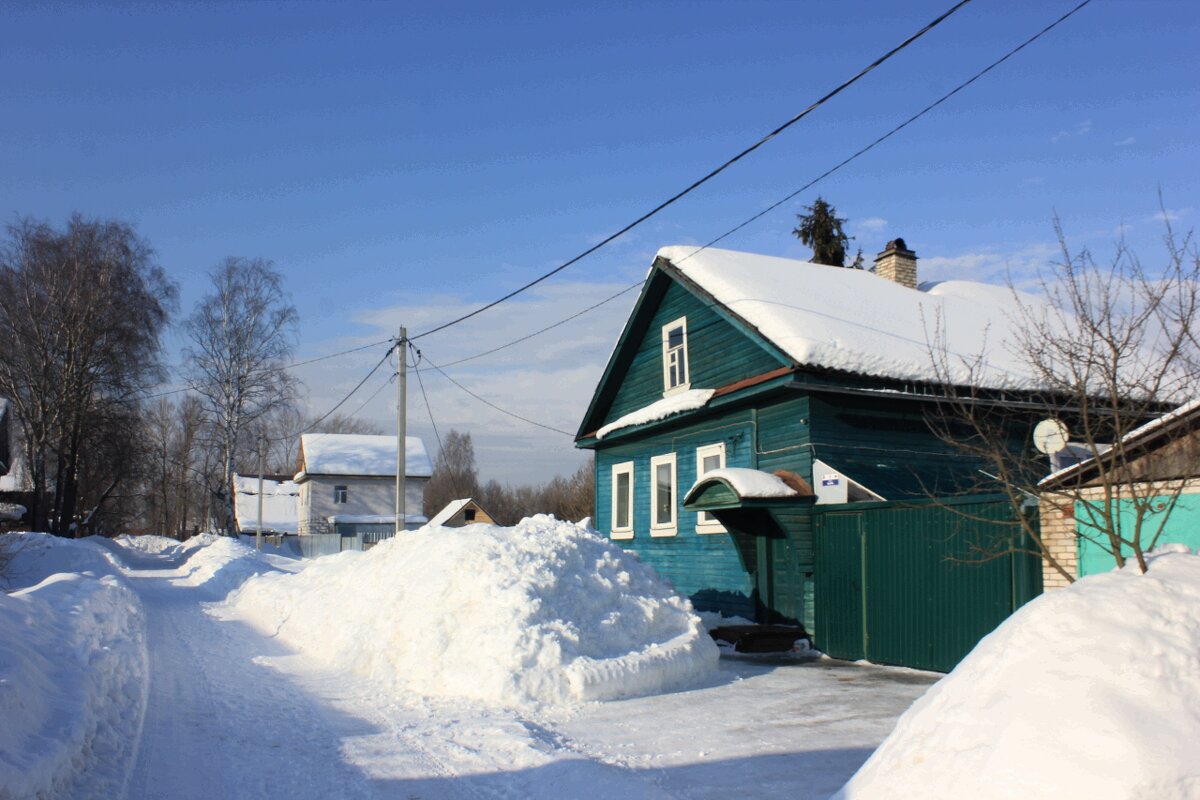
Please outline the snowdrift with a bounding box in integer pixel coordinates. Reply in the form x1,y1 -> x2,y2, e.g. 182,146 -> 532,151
0,570 -> 147,799
2,531 -> 125,590
835,547 -> 1200,800
227,515 -> 718,707
171,533 -> 279,597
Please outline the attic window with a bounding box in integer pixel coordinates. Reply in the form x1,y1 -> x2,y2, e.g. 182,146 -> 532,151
464,508 -> 476,521
661,317 -> 690,395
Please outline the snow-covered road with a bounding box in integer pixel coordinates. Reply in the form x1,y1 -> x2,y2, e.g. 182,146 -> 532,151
109,542 -> 935,800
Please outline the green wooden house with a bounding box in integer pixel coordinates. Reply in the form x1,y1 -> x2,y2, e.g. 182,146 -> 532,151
575,242 -> 1045,671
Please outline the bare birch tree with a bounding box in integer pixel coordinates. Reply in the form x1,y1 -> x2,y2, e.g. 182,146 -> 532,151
184,258 -> 298,534
0,215 -> 175,534
929,218 -> 1200,581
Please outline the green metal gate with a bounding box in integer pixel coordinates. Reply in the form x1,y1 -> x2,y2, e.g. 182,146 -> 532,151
814,495 -> 1041,672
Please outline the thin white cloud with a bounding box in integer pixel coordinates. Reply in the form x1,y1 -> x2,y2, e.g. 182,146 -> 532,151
855,216 -> 888,233
1114,136 -> 1136,146
1154,207 -> 1192,224
919,242 -> 1059,293
1050,119 -> 1093,144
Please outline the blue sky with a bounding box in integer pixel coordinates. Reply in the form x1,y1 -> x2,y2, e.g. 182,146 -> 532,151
2,1 -> 1197,483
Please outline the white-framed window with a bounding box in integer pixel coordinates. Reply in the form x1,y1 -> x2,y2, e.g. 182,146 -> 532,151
611,461 -> 634,540
695,442 -> 726,533
661,317 -> 690,395
333,485 -> 348,504
650,453 -> 677,536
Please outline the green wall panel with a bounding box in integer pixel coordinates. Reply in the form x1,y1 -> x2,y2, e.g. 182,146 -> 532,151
1077,492 -> 1200,576
814,499 -> 1042,672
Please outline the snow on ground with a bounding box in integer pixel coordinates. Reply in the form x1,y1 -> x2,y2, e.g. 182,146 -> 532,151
835,546 -> 1200,800
1,530 -> 938,799
169,533 -> 282,598
1,531 -> 126,589
0,563 -> 146,799
225,515 -> 718,706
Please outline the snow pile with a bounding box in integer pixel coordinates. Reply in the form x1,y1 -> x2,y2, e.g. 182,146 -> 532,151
113,533 -> 185,556
835,547 -> 1200,800
0,571 -> 147,799
227,515 -> 718,707
0,502 -> 24,521
2,532 -> 125,589
172,534 -> 278,598
596,388 -> 715,439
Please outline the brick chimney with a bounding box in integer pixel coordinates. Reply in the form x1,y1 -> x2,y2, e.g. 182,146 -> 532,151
874,238 -> 917,288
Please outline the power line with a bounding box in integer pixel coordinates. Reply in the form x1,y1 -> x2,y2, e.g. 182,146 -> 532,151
438,281 -> 643,369
344,369 -> 396,421
291,343 -> 397,441
408,0 -> 974,342
422,1 -> 1091,375
673,0 -> 1095,264
416,350 -> 574,437
411,346 -> 465,500
144,338 -> 392,401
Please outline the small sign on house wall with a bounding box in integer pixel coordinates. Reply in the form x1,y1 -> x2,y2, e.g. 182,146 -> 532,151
821,474 -> 840,487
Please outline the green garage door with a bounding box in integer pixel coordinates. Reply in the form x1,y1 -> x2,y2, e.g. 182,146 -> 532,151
814,496 -> 1041,673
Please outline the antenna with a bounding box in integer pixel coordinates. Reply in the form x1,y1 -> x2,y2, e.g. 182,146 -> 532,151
1033,418 -> 1069,455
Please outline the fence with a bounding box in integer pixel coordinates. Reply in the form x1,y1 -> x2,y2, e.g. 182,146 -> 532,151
297,530 -> 397,558
813,494 -> 1042,672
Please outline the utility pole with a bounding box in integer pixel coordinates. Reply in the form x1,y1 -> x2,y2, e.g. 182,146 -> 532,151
256,432 -> 265,552
395,326 -> 407,537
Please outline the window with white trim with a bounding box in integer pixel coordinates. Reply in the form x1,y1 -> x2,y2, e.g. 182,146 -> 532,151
333,485 -> 348,504
611,461 -> 634,539
661,317 -> 689,395
650,453 -> 677,535
695,443 -> 726,533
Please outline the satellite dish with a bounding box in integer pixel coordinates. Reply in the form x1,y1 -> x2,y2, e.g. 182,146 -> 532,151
1033,419 -> 1069,455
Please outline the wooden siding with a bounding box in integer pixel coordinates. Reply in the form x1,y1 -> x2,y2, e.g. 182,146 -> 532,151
593,396 -> 814,621
807,392 -> 984,498
601,280 -> 785,428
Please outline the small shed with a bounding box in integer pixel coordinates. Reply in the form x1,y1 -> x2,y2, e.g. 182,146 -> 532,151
1038,398 -> 1200,584
428,498 -> 495,528
232,474 -> 299,535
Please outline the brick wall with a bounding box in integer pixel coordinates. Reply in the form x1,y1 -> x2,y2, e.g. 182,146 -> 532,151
1039,492 -> 1078,589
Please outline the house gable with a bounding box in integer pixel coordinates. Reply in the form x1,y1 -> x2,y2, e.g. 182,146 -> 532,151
577,261 -> 790,439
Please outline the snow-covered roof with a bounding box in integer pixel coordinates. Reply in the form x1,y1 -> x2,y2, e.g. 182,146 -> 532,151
597,389 -> 715,440
686,468 -> 800,501
428,498 -> 473,527
1039,398 -> 1200,488
298,434 -> 432,478
232,475 -> 299,534
657,246 -> 1056,389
